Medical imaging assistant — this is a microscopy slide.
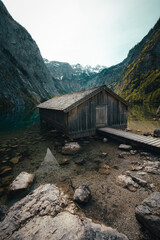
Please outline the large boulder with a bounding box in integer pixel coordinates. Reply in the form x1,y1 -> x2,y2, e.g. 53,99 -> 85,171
0,184 -> 71,239
11,212 -> 128,240
8,171 -> 35,198
135,192 -> 160,238
0,184 -> 128,240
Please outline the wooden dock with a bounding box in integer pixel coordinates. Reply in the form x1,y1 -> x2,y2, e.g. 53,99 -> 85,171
97,127 -> 160,153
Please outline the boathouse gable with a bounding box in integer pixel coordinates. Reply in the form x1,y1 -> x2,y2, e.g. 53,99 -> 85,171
38,85 -> 128,138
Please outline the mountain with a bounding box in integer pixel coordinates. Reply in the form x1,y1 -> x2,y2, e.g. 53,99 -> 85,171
0,0 -> 58,107
44,59 -> 106,94
89,18 -> 160,103
115,18 -> 160,103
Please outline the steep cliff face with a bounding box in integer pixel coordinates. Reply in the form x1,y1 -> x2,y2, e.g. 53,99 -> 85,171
115,18 -> 160,103
86,19 -> 160,103
0,0 -> 58,107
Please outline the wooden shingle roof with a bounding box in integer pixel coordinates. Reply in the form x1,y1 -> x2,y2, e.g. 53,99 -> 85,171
37,85 -> 128,112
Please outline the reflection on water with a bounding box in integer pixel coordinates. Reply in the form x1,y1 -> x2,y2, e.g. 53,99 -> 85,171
128,103 -> 160,133
0,103 -> 159,134
0,106 -> 39,133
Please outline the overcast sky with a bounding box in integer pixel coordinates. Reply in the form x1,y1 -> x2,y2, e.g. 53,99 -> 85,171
3,0 -> 160,67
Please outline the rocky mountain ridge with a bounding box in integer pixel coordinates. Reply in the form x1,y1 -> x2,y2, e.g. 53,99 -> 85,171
115,18 -> 160,103
0,0 -> 159,107
44,59 -> 106,94
45,18 -> 160,103
0,0 -> 58,107
88,18 -> 160,103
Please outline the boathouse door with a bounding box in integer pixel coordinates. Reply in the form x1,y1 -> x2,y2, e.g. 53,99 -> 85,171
96,105 -> 107,127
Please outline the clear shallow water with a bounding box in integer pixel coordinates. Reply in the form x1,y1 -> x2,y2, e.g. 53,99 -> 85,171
0,106 -> 39,133
0,103 -> 159,204
0,103 -> 159,134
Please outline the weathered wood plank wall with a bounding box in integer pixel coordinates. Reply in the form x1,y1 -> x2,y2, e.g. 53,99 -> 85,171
39,90 -> 127,138
67,91 -> 127,137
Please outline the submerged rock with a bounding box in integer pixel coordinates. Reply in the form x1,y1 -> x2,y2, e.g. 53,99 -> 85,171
143,161 -> 160,175
135,192 -> 160,238
119,144 -> 132,151
0,184 -> 128,239
99,163 -> 111,175
62,142 -> 81,155
0,166 -> 12,176
9,155 -> 22,164
8,171 -> 35,198
73,184 -> 91,203
103,137 -> 108,143
60,158 -> 70,165
130,150 -> 137,155
116,175 -> 138,192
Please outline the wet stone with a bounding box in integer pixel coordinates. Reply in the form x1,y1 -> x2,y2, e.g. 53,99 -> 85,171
119,144 -> 132,151
99,163 -> 111,175
73,184 -> 91,203
143,161 -> 160,175
130,150 -> 137,155
60,158 -> 70,165
131,165 -> 143,171
9,155 -> 22,164
135,192 -> 160,238
9,171 -> 35,199
131,176 -> 147,187
103,138 -> 108,143
62,142 -> 81,155
116,174 -> 139,192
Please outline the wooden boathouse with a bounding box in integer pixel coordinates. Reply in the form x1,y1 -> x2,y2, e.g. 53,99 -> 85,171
37,85 -> 128,138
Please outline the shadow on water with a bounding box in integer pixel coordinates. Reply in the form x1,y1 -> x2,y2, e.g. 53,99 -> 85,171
0,106 -> 39,133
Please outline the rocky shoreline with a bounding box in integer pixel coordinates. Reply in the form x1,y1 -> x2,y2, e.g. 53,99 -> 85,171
0,133 -> 160,239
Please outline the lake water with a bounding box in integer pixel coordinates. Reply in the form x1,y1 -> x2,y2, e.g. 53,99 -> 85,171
0,103 -> 159,204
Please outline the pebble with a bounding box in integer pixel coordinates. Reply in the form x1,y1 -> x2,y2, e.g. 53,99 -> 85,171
103,138 -> 108,143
